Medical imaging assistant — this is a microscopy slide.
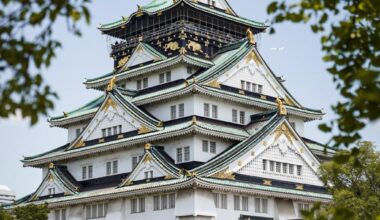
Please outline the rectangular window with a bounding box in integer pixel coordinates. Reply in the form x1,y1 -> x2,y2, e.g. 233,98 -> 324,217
240,111 -> 245,124
144,171 -> 153,179
178,103 -> 185,118
159,73 -> 165,84
204,103 -> 210,117
54,209 -> 67,220
232,109 -> 238,123
212,105 -> 218,119
137,80 -> 142,90
169,193 -> 175,208
210,141 -> 216,154
242,196 -> 249,211
297,203 -> 310,217
76,128 -> 81,138
48,188 -> 55,196
139,198 -> 145,212
221,194 -> 227,209
297,165 -> 302,176
85,203 -> 107,219
166,71 -> 171,82
143,78 -> 148,88
161,194 -> 168,209
202,140 -> 209,152
88,165 -> 93,179
214,193 -> 220,208
258,85 -> 263,94
107,128 -> 112,136
102,129 -> 106,138
276,162 -> 281,173
113,126 -> 117,135
252,83 -> 257,92
283,163 -> 288,174
106,162 -> 112,176
118,125 -> 122,134
113,160 -> 118,174
82,166 -> 87,180
132,156 -> 139,169
153,196 -> 160,211
255,198 -> 268,213
234,195 -> 241,210
176,148 -> 183,163
184,146 -> 190,161
270,161 -> 274,172
246,82 -> 251,91
241,80 -> 245,90
263,159 -> 267,171
170,105 -> 177,120
131,199 -> 137,213
289,164 -> 294,175
187,66 -> 192,74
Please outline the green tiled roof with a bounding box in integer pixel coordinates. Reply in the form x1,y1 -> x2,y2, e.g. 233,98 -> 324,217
199,177 -> 332,200
98,0 -> 267,31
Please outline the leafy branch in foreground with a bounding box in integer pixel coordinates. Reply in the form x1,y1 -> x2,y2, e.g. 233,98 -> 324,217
267,0 -> 380,148
0,0 -> 92,124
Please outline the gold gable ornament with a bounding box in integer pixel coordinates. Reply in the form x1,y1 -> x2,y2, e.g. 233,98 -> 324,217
106,76 -> 117,92
117,56 -> 129,69
276,97 -> 287,115
145,143 -> 152,150
138,126 -> 151,134
247,28 -> 256,45
102,98 -> 117,112
211,168 -> 235,180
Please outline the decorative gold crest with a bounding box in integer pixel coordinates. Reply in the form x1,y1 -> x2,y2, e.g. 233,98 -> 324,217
245,51 -> 261,66
210,167 -> 235,180
207,80 -> 221,89
263,179 -> 272,186
246,28 -> 256,45
187,40 -> 203,53
138,126 -> 151,134
274,123 -> 294,143
101,98 -> 117,112
296,184 -> 304,190
117,56 -> 129,69
276,97 -> 287,115
74,138 -> 85,148
164,41 -> 179,52
106,76 -> 117,92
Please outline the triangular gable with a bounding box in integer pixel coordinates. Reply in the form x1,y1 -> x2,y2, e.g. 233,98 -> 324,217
214,47 -> 300,107
195,0 -> 236,15
69,89 -> 161,150
119,43 -> 166,72
120,144 -> 181,186
194,114 -> 323,186
29,164 -> 79,201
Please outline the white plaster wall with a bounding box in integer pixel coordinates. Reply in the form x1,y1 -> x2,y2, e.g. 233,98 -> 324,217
157,135 -> 195,164
39,181 -> 65,197
288,116 -> 305,137
194,134 -> 234,162
123,195 -> 176,220
67,123 -> 87,143
194,94 -> 260,125
144,95 -> 195,121
124,64 -> 192,90
197,0 -> 229,10
65,146 -> 144,181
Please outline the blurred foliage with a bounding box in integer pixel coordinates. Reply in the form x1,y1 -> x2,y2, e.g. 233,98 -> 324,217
267,0 -> 380,148
0,0 -> 91,124
302,142 -> 380,220
0,204 -> 48,220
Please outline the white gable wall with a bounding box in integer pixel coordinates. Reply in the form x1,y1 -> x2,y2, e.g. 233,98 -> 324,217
197,0 -> 230,11
39,180 -> 65,197
67,123 -> 87,143
194,134 -> 234,162
217,55 -> 282,98
144,95 -> 195,121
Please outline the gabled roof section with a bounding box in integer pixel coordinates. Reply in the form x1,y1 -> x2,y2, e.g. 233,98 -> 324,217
29,164 -> 80,202
120,144 -> 182,186
68,88 -> 162,151
98,0 -> 267,32
49,95 -> 105,128
193,113 -> 321,179
118,42 -> 167,72
85,55 -> 213,90
196,39 -> 302,108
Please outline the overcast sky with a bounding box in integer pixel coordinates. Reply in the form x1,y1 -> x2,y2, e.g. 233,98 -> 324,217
0,0 -> 379,199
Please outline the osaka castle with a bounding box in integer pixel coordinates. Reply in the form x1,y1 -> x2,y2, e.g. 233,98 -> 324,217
16,0 -> 335,219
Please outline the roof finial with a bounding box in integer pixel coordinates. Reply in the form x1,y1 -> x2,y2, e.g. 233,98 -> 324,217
49,163 -> 55,169
106,75 -> 117,92
276,97 -> 287,115
246,28 -> 256,45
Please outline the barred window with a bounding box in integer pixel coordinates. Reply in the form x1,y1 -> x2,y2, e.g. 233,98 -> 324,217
242,196 -> 249,211
263,159 -> 267,171
289,164 -> 294,175
187,66 -> 192,74
113,160 -> 118,174
153,196 -> 160,211
214,193 -> 227,209
255,198 -> 268,213
212,105 -> 218,119
106,162 -> 112,176
176,148 -> 183,163
54,209 -> 66,220
240,111 -> 245,124
178,103 -> 185,118
169,193 -> 175,208
258,85 -> 263,94
276,162 -> 281,173
202,140 -> 209,152
166,71 -> 172,82
232,109 -> 238,123
86,203 -> 107,219
170,105 -> 177,120
297,165 -> 302,176
204,103 -> 210,117
241,80 -> 245,90
270,161 -> 274,172
143,78 -> 148,88
210,141 -> 216,154
137,80 -> 142,90
234,195 -> 240,210
184,146 -> 190,161
246,82 -> 251,91
159,73 -> 165,84
283,163 -> 288,174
